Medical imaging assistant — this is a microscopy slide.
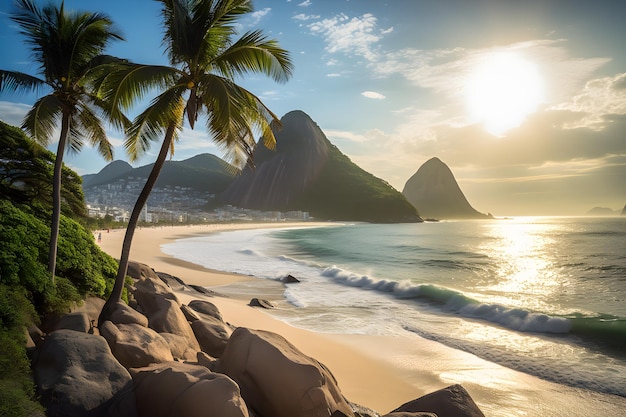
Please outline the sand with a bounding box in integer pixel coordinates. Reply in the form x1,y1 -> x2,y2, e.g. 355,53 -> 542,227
97,223 -> 626,416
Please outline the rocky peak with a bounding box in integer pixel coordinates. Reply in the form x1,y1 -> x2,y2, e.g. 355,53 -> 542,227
402,157 -> 490,219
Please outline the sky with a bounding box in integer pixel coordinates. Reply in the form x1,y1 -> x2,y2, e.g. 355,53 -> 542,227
1,0 -> 625,216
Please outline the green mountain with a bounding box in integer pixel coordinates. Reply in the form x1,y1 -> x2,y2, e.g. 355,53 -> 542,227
220,110 -> 421,223
402,157 -> 491,219
82,153 -> 238,194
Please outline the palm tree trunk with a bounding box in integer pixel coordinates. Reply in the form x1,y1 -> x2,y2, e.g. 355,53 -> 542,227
98,123 -> 177,327
48,112 -> 70,282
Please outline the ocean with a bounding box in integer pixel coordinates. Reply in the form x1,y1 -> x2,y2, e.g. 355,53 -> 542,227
161,217 -> 626,403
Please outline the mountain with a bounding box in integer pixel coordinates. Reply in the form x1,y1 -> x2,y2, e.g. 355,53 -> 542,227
220,110 -> 421,223
402,157 -> 491,219
82,153 -> 238,193
82,160 -> 133,188
622,205 -> 626,216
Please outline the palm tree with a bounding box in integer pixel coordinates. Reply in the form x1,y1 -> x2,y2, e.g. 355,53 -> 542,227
97,0 -> 293,325
0,0 -> 127,281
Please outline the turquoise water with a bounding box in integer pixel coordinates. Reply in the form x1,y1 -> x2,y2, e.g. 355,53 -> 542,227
162,217 -> 626,398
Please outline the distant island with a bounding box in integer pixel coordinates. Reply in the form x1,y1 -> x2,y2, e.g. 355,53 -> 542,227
585,206 -> 624,216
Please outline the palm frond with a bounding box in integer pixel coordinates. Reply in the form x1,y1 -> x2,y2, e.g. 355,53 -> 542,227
0,70 -> 47,94
22,94 -> 63,145
212,30 -> 293,83
124,85 -> 186,161
70,102 -> 113,160
199,74 -> 279,167
97,63 -> 182,112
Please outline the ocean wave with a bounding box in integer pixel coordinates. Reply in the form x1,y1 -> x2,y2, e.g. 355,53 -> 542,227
321,265 -> 626,344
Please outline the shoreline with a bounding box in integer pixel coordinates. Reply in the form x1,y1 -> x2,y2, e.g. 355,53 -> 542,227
97,223 -> 626,416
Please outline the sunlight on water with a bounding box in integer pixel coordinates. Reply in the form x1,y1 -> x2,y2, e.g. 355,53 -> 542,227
478,219 -> 565,313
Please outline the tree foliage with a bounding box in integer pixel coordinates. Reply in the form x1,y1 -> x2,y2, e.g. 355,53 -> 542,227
0,120 -> 86,220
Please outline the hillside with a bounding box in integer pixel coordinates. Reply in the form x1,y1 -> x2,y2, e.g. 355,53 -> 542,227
82,153 -> 238,194
402,157 -> 491,219
220,110 -> 421,223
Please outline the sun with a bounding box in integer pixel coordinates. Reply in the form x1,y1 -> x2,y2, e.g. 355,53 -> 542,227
465,52 -> 544,136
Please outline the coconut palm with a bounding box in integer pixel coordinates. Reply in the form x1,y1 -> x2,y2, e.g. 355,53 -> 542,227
0,0 -> 127,280
97,0 -> 292,324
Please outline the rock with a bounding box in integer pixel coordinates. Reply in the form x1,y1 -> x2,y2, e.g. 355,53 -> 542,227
131,362 -> 248,417
383,413 -> 436,417
188,300 -> 223,321
34,329 -> 136,417
73,296 -> 105,325
189,284 -> 216,295
133,275 -> 180,315
216,327 -> 355,417
146,297 -> 200,350
127,261 -> 159,280
191,317 -> 232,357
100,321 -> 174,369
157,271 -> 186,291
249,298 -> 274,309
27,325 -> 45,347
55,312 -> 91,333
388,384 -> 484,417
283,274 -> 301,283
109,301 -> 149,327
160,332 -> 198,361
181,304 -> 201,322
196,351 -> 217,370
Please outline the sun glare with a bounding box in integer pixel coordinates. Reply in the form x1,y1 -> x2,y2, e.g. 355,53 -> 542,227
466,52 -> 544,136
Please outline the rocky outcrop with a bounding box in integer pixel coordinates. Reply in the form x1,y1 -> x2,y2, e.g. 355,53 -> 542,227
131,362 -> 248,417
34,329 -> 136,417
100,321 -> 174,369
386,384 -> 485,417
622,204 -> 626,216
221,110 -> 421,223
402,157 -> 491,219
31,261 -> 486,417
216,327 -> 355,417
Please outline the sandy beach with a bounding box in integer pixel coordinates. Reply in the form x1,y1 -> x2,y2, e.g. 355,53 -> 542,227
97,223 -> 626,416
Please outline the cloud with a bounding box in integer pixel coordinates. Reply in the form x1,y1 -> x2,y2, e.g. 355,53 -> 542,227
361,91 -> 386,99
369,40 -> 610,116
0,100 -> 30,126
307,13 -> 384,61
324,129 -> 370,143
293,13 -> 320,21
248,7 -> 271,25
551,72 -> 626,129
298,0 -> 311,7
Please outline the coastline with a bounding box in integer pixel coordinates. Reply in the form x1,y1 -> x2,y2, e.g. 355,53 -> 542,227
97,223 -> 626,416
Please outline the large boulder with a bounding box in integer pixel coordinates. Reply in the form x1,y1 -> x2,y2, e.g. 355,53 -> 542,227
216,327 -> 354,417
34,329 -> 136,417
55,312 -> 91,333
133,275 -> 180,315
160,332 -> 198,361
386,384 -> 484,417
147,297 -> 200,351
188,300 -> 223,321
108,301 -> 149,327
191,317 -> 232,357
100,321 -> 174,369
127,261 -> 160,280
131,362 -> 248,417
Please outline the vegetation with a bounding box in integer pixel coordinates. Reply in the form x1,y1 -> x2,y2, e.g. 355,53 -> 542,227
97,0 -> 293,326
0,123 -> 120,416
291,142 -> 421,222
0,0 -> 127,280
